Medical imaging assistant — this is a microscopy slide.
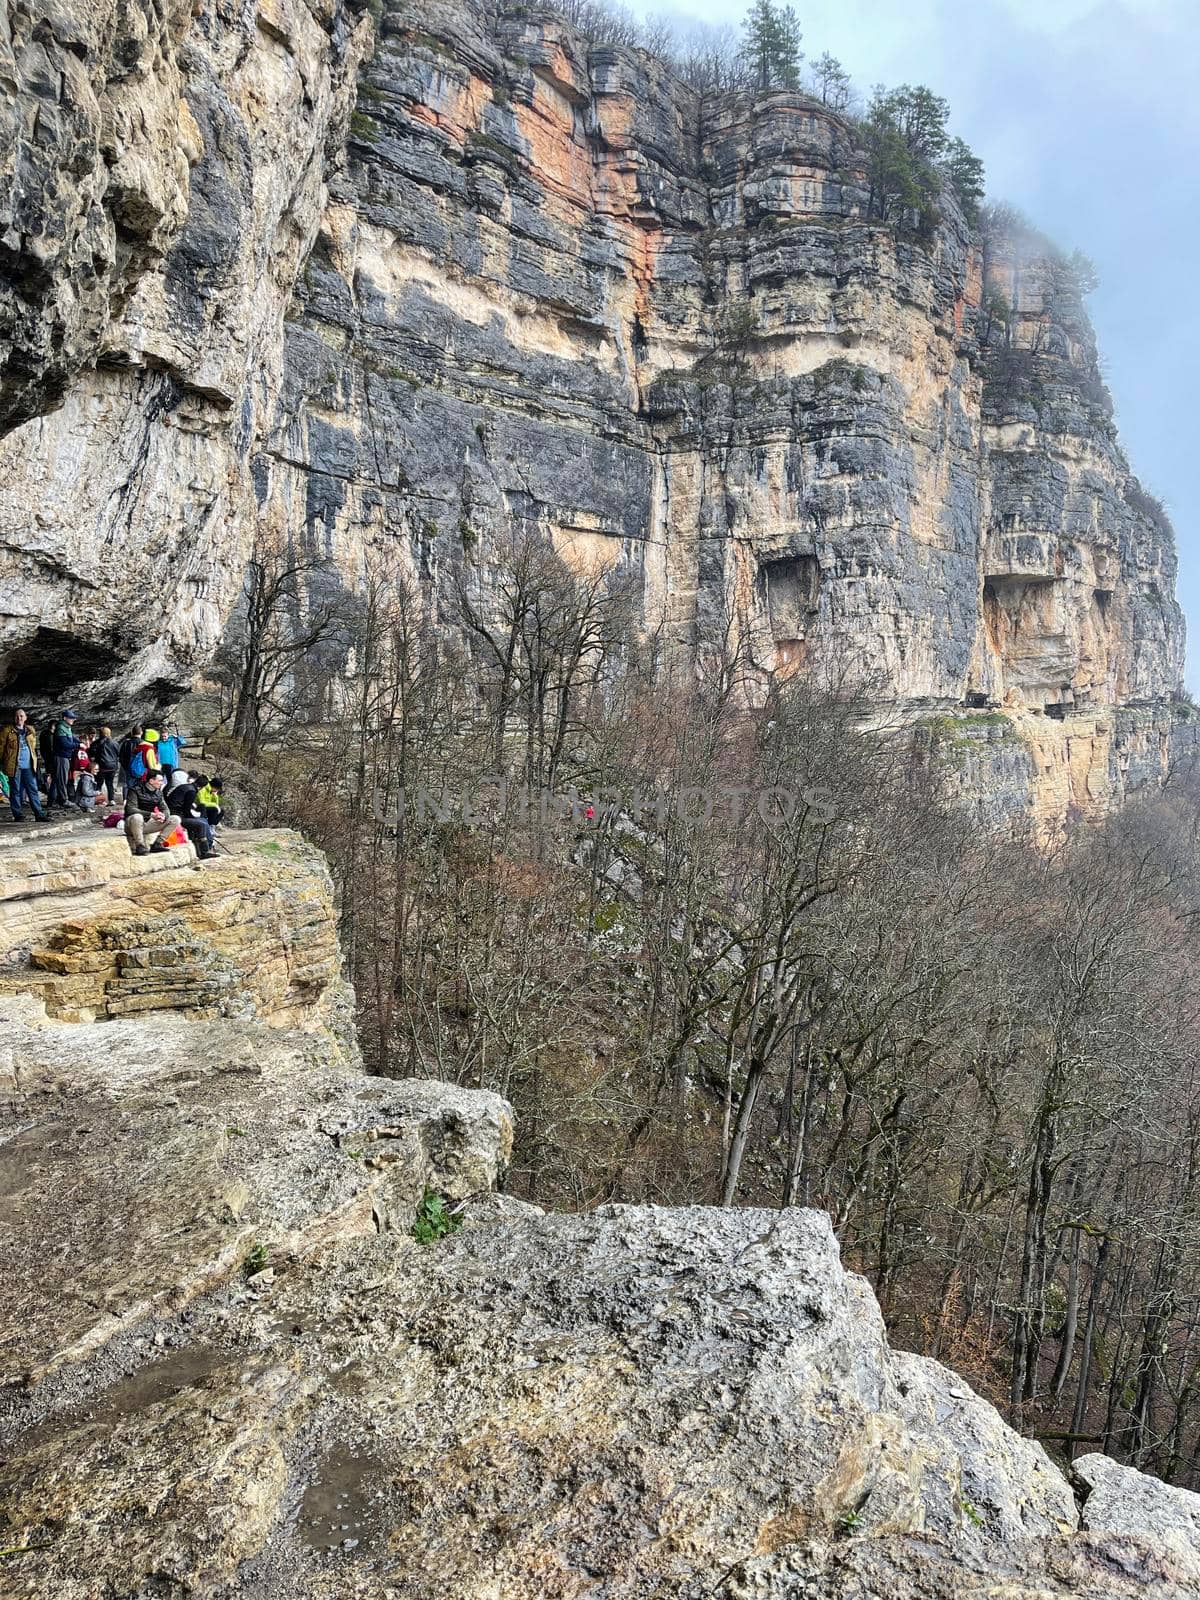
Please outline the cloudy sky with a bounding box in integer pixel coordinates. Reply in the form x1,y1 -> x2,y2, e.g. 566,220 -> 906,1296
635,0 -> 1200,684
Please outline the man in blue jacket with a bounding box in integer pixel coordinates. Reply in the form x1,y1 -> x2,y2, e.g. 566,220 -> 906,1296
156,727 -> 185,786
51,710 -> 79,808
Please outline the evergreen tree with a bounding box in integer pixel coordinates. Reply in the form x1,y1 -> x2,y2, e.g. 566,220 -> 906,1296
775,4 -> 802,89
861,84 -> 983,235
741,0 -> 802,91
943,136 -> 986,224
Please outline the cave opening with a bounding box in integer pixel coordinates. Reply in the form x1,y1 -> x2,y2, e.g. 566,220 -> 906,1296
1,627 -> 124,708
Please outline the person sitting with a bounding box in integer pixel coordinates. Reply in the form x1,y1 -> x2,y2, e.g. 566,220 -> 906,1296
1,708 -> 48,823
75,766 -> 100,814
69,737 -> 91,803
195,773 -> 224,827
164,769 -> 215,860
123,771 -> 181,856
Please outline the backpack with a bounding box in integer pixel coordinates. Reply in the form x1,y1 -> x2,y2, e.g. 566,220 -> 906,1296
129,748 -> 148,780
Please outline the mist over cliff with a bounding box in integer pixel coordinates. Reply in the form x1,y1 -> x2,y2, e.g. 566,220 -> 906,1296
0,0 -> 1190,829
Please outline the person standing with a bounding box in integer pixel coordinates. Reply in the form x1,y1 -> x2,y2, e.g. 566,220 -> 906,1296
92,726 -> 120,803
38,719 -> 55,793
51,710 -> 79,808
138,728 -> 162,777
0,708 -> 47,823
156,727 -> 185,787
118,725 -> 143,791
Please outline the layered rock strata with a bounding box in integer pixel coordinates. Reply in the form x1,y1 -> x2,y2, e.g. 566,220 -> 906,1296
0,823 -> 348,1027
0,0 -> 373,704
0,0 -> 1189,830
0,819 -> 512,1397
261,0 -> 1188,833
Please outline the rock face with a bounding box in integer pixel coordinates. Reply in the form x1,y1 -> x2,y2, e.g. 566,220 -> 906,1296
0,0 -> 1188,827
0,818 -> 512,1401
262,0 -> 1188,829
0,0 -> 373,705
0,820 -> 1198,1595
5,1191 -> 1200,1595
0,824 -> 349,1027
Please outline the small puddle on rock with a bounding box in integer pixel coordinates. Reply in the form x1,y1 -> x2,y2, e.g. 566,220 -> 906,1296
84,1345 -> 230,1424
17,1345 -> 230,1451
298,1445 -> 385,1554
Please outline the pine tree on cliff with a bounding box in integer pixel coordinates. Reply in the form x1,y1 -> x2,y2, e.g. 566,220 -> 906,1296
741,0 -> 802,91
861,84 -> 984,234
943,136 -> 986,224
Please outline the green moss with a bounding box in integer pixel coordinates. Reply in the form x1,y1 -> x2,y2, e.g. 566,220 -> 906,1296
810,357 -> 873,394
403,30 -> 454,56
924,712 -> 1005,738
349,110 -> 380,144
467,130 -> 517,163
591,900 -> 622,935
918,711 -> 1021,767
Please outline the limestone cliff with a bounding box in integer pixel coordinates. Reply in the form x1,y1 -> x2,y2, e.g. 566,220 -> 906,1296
0,0 -> 1189,829
0,0 -> 374,702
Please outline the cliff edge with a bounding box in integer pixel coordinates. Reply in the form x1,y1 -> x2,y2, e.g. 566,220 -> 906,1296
1,826 -> 1199,1596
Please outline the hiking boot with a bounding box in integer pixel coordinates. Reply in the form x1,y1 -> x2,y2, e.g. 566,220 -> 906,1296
133,845 -> 149,857
148,842 -> 170,854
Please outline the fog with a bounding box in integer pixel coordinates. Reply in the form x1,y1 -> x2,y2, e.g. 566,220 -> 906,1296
634,0 -> 1200,684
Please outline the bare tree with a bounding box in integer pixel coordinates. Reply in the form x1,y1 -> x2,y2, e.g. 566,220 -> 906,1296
212,528 -> 348,760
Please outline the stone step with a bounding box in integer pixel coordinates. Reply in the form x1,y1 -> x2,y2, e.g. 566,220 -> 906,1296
0,813 -> 94,848
0,824 -> 199,962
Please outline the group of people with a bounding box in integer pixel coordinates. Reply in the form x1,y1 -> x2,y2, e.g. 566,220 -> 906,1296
1,707 -> 225,861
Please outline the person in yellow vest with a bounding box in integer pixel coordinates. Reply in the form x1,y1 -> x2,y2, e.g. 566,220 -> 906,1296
196,774 -> 224,826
